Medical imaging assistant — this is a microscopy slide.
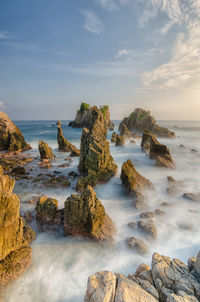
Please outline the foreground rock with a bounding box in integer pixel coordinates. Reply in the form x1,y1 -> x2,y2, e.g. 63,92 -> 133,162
38,140 -> 55,160
141,130 -> 175,168
84,251 -> 200,302
119,108 -> 175,138
0,166 -> 34,290
121,159 -> 154,199
0,152 -> 33,172
64,186 -> 115,242
76,106 -> 117,192
57,124 -> 80,156
68,103 -> 114,130
0,111 -> 31,151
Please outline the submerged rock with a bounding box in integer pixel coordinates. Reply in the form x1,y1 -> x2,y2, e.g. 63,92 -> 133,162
141,130 -> 175,168
57,124 -> 80,156
0,111 -> 31,151
64,186 -> 115,242
76,106 -> 117,192
127,237 -> 148,254
68,103 -> 114,130
119,108 -> 175,138
38,140 -> 55,160
182,193 -> 200,202
137,221 -> 157,239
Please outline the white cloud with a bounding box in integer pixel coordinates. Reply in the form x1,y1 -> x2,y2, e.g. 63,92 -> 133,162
81,10 -> 103,34
115,48 -> 134,58
0,101 -> 4,108
95,0 -> 117,11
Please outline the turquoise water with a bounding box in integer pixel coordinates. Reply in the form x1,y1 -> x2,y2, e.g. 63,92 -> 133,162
2,120 -> 200,302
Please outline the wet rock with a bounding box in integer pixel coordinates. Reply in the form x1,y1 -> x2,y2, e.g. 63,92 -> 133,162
111,132 -> 117,143
167,176 -> 177,184
0,152 -> 33,172
58,163 -> 69,168
121,159 -> 154,198
24,211 -> 34,222
140,211 -> 155,219
38,140 -> 55,160
76,106 -> 117,192
195,251 -> 200,275
179,144 -> 185,148
188,257 -> 196,272
68,171 -> 78,178
131,192 -> 146,210
134,263 -> 150,277
36,197 -> 58,224
137,221 -> 157,239
178,223 -> 193,231
128,221 -> 136,229
23,218 -> 36,243
182,193 -> 200,202
130,139 -> 136,144
64,185 -> 115,242
160,202 -> 173,207
191,149 -> 197,153
119,123 -> 133,140
0,111 -> 31,152
33,173 -> 70,188
57,124 -> 80,155
38,159 -> 52,169
115,134 -> 125,146
119,108 -> 175,138
127,237 -> 148,254
154,208 -> 165,216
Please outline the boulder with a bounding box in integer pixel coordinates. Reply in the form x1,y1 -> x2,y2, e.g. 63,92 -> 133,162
141,131 -> 175,168
57,125 -> 80,155
140,212 -> 155,219
119,123 -> 134,139
182,193 -> 200,202
0,111 -> 31,151
121,159 -> 154,198
36,196 -> 58,224
115,135 -> 125,146
119,108 -> 175,138
127,237 -> 148,254
76,106 -> 117,192
111,132 -> 117,143
64,186 -> 115,242
137,221 -> 157,239
38,140 -> 55,160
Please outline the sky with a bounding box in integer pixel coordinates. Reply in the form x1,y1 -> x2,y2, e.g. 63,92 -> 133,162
0,0 -> 200,120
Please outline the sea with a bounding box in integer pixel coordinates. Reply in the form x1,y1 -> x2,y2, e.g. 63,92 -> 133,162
2,120 -> 200,302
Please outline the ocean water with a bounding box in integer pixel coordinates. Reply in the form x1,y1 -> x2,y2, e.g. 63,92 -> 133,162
2,120 -> 200,302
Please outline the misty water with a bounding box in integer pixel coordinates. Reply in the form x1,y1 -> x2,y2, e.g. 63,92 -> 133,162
2,120 -> 200,302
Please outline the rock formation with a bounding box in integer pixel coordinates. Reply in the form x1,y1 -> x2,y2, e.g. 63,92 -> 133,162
115,134 -> 125,146
57,124 -> 80,156
120,159 -> 154,198
141,130 -> 175,168
120,123 -> 134,140
119,108 -> 175,138
0,166 -> 34,289
38,140 -> 55,160
64,185 -> 115,242
0,111 -> 30,152
68,103 -> 114,130
111,132 -> 117,143
76,106 -> 117,192
84,251 -> 200,302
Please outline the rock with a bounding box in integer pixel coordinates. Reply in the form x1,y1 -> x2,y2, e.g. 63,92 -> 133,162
130,139 -> 136,144
141,131 -> 175,168
154,208 -> 165,216
182,193 -> 200,202
36,196 -> 58,224
68,171 -> 78,178
166,292 -> 198,302
128,221 -> 136,229
127,237 -> 148,254
119,108 -> 175,138
111,132 -> 117,143
33,173 -> 70,188
179,144 -> 185,148
64,185 -> 115,242
160,202 -> 173,207
119,123 -> 134,140
134,263 -> 150,277
69,103 -> 114,130
0,111 -> 31,152
56,120 -> 62,127
140,212 -> 155,219
0,151 -> 33,172
137,221 -> 157,239
131,192 -> 146,210
167,176 -> 177,184
38,140 -> 55,160
76,106 -> 117,192
191,149 -> 197,153
115,134 -> 125,146
57,124 -> 80,155
24,211 -> 34,222
121,159 -> 154,198
195,251 -> 200,275
188,257 -> 196,271
23,218 -> 36,243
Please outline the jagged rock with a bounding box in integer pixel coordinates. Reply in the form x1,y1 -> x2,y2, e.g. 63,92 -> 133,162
182,193 -> 200,202
131,192 -> 146,210
64,186 -> 115,242
119,123 -> 134,139
0,152 -> 33,172
127,237 -> 148,254
24,211 -> 34,222
167,176 -> 177,184
141,131 -> 175,168
115,135 -> 125,146
195,251 -> 200,275
0,167 -> 34,289
36,196 -> 58,224
0,111 -> 31,151
121,159 -> 154,198
33,173 -> 70,188
57,125 -> 80,156
166,293 -> 198,302
69,103 -> 114,130
38,140 -> 55,160
119,108 -> 175,138
76,106 -> 117,192
56,120 -> 62,127
188,257 -> 196,272
137,221 -> 157,239
111,132 -> 117,143
23,218 -> 36,243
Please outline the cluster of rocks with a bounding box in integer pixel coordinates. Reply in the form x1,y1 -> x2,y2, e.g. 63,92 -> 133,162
119,108 -> 175,138
68,103 -> 114,130
84,251 -> 200,302
111,124 -> 138,146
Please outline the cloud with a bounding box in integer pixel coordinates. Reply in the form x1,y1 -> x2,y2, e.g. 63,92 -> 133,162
95,0 -> 117,11
0,31 -> 8,39
115,49 -> 134,58
0,101 -> 4,108
81,10 -> 103,34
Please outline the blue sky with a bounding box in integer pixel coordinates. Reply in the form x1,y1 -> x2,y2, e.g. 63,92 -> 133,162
0,0 -> 200,120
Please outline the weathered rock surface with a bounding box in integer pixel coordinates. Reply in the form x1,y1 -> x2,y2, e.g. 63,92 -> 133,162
127,237 -> 148,254
141,131 -> 175,168
69,103 -> 114,130
36,196 -> 58,224
0,111 -> 31,151
115,134 -> 125,146
137,221 -> 157,239
64,186 -> 115,242
120,123 -> 134,140
57,125 -> 80,156
119,108 -> 175,138
76,106 -> 117,192
121,159 -> 154,198
111,132 -> 117,143
182,193 -> 200,202
84,251 -> 200,302
38,140 -> 55,160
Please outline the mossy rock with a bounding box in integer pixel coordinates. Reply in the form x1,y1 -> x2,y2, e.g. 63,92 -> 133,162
38,140 -> 55,160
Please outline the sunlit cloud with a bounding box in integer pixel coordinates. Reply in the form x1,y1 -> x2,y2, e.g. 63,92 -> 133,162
81,10 -> 104,34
